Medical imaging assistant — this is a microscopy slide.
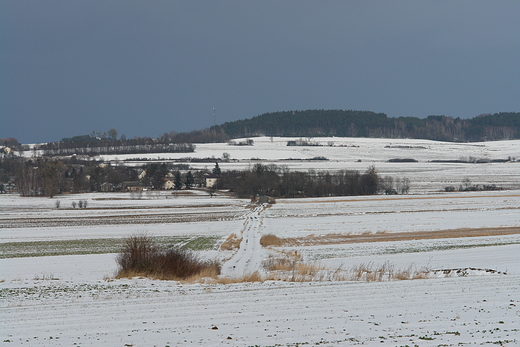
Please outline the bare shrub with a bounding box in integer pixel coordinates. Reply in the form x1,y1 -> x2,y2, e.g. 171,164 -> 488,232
116,234 -> 159,277
260,234 -> 282,247
115,233 -> 220,280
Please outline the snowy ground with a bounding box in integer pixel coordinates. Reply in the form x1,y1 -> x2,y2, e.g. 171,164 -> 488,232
3,137 -> 520,346
220,204 -> 268,278
98,136 -> 520,193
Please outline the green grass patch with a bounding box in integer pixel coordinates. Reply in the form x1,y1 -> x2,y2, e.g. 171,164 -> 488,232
0,236 -> 221,259
180,236 -> 220,251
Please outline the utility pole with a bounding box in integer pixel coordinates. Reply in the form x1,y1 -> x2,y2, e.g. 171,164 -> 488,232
213,108 -> 216,126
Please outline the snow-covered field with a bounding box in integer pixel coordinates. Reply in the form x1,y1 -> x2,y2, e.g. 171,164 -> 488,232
100,136 -> 520,193
3,137 -> 520,346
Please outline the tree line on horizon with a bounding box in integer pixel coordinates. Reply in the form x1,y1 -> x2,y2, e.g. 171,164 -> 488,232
2,110 -> 519,155
213,110 -> 520,142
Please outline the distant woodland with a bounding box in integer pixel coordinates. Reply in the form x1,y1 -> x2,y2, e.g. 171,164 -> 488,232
1,111 -> 519,156
2,110 -> 517,198
214,110 -> 520,142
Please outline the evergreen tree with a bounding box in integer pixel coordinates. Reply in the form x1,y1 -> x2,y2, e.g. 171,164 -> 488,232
174,171 -> 183,190
185,171 -> 194,189
212,162 -> 221,175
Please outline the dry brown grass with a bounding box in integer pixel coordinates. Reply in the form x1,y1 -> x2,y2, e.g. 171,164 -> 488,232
294,263 -> 323,277
114,270 -> 147,279
220,233 -> 242,251
180,264 -> 222,283
260,234 -> 282,247
263,256 -> 294,271
411,270 -> 429,280
260,253 -> 327,282
350,262 -> 429,282
276,226 -> 520,247
206,272 -> 264,284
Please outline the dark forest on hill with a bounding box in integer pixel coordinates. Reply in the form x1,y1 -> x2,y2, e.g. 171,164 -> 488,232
213,110 -> 520,142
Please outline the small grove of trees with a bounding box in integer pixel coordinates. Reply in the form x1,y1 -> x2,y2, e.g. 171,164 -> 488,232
1,138 -> 22,152
444,177 -> 503,193
140,163 -> 198,190
36,129 -> 195,156
1,157 -> 21,184
185,171 -> 194,189
160,128 -> 230,144
141,163 -> 169,190
6,155 -> 205,196
10,156 -> 142,196
379,176 -> 411,195
217,164 -> 408,199
16,159 -> 64,197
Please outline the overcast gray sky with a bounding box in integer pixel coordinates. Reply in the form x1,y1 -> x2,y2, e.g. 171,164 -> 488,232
2,1 -> 519,143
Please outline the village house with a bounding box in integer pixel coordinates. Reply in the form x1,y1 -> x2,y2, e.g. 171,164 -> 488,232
163,178 -> 175,190
122,181 -> 143,192
205,174 -> 219,188
100,182 -> 115,192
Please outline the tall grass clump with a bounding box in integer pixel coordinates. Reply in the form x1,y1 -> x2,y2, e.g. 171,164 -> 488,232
350,262 -> 429,281
116,234 -> 220,280
260,234 -> 282,247
261,254 -> 328,282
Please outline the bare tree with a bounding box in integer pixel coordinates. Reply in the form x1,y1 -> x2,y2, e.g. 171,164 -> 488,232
40,159 -> 63,198
400,177 -> 410,194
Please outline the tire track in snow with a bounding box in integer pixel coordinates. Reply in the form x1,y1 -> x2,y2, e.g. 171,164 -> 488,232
220,204 -> 268,278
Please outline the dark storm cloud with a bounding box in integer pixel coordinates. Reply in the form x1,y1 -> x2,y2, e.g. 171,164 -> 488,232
2,1 -> 519,143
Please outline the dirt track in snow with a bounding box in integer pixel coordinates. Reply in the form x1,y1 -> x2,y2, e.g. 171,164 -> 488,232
220,204 -> 267,277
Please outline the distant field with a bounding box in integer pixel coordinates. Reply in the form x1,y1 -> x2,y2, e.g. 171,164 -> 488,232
4,137 -> 520,347
0,236 -> 220,259
98,136 -> 520,193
